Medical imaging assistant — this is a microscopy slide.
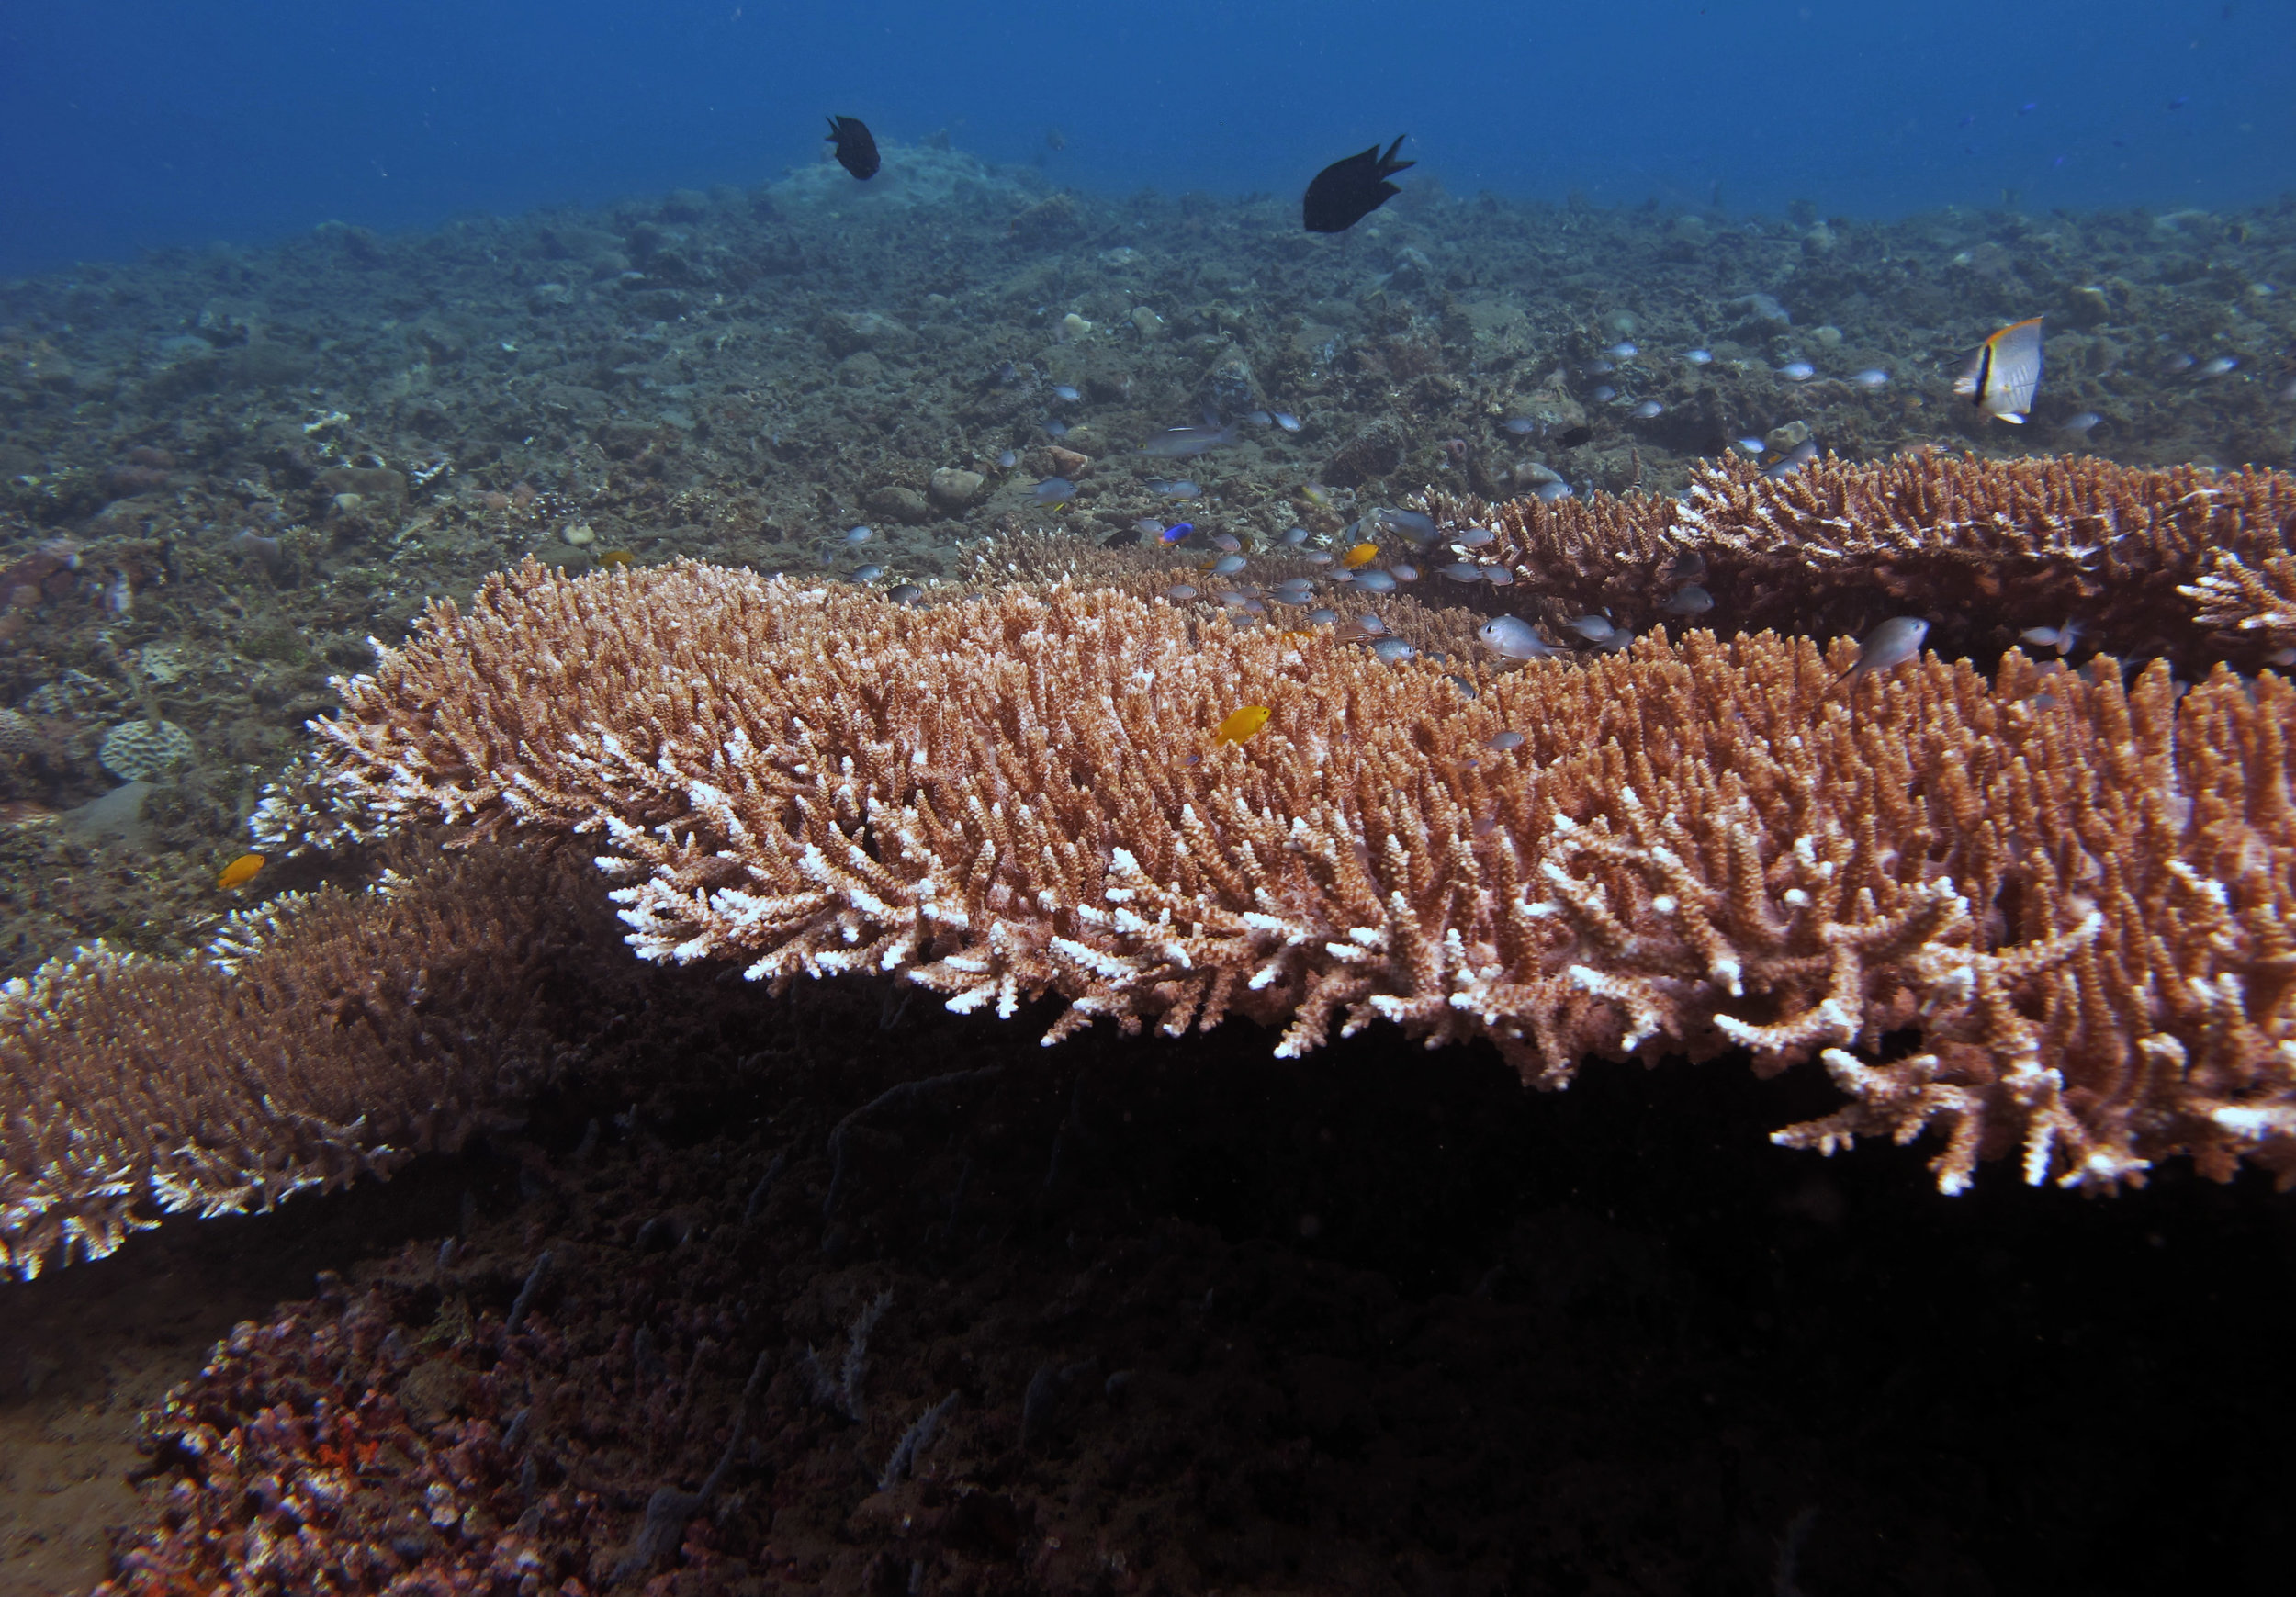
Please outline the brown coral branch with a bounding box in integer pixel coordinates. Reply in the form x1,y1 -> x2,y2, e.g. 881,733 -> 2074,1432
305,559 -> 2296,1193
1420,449 -> 2296,673
0,845 -> 625,1280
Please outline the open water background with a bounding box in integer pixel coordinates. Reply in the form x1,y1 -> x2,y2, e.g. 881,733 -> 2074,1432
6,0 -> 2294,277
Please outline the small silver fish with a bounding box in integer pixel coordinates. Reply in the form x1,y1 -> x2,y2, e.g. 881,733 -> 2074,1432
2061,411 -> 2102,435
1535,480 -> 1574,503
1853,368 -> 1891,388
1568,614 -> 1619,643
1052,384 -> 1082,401
1375,507 -> 1436,541
1300,550 -> 1335,566
1278,525 -> 1311,545
851,564 -> 884,581
846,524 -> 875,545
1453,526 -> 1494,547
1480,566 -> 1514,587
1210,554 -> 1248,575
1683,349 -> 1713,365
1778,361 -> 1816,381
1439,561 -> 1482,582
1502,417 -> 1539,434
1046,420 -> 1069,438
1159,479 -> 1201,499
2200,356 -> 2238,377
1371,637 -> 1418,663
1445,674 -> 1476,698
1273,412 -> 1301,431
888,583 -> 925,605
1246,410 -> 1272,425
1488,730 -> 1526,750
1477,615 -> 1558,661
1306,607 -> 1338,624
1135,518 -> 1165,538
1349,613 -> 1389,636
1632,400 -> 1664,419
1353,568 -> 1398,593
1735,437 -> 1766,454
1589,385 -> 1617,402
1033,477 -> 1076,504
1605,342 -> 1638,359
1165,583 -> 1199,601
1839,616 -> 1930,687
1140,422 -> 1239,458
996,449 -> 1019,468
1210,532 -> 1242,553
1390,562 -> 1419,582
2020,618 -> 2082,656
1586,360 -> 1615,377
1662,583 -> 1714,615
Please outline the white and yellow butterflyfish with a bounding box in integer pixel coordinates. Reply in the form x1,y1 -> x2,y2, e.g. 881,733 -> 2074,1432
1955,317 -> 2044,423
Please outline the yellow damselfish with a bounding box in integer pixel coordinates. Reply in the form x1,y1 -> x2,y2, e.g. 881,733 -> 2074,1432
1342,542 -> 1379,568
217,852 -> 265,890
1212,705 -> 1271,744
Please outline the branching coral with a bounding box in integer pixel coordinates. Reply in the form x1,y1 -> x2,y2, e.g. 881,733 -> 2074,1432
301,559 -> 2296,1193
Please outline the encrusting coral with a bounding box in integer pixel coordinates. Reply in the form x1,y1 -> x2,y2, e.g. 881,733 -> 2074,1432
1417,450 -> 2296,671
298,557 -> 2296,1195
0,845 -> 627,1280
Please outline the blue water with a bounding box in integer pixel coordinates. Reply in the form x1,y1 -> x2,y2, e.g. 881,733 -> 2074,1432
3,0 -> 2290,276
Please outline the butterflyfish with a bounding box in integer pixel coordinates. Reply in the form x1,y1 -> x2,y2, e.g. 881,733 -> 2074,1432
1955,317 -> 2043,423
1212,705 -> 1271,744
217,852 -> 265,890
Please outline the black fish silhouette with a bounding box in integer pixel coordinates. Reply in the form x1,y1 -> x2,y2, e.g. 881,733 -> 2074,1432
825,116 -> 880,181
1301,136 -> 1413,232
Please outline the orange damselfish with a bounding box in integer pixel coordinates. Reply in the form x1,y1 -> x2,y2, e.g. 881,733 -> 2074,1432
217,852 -> 265,890
1342,542 -> 1379,568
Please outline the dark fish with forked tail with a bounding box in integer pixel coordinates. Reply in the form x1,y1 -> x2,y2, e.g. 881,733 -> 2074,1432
1302,136 -> 1413,232
825,116 -> 880,180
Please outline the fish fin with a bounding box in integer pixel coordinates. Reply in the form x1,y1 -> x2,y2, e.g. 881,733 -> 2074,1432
1997,411 -> 2026,424
1378,135 -> 1415,178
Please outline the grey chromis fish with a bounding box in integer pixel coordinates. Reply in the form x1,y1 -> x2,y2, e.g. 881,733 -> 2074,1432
846,524 -> 875,545
1306,607 -> 1338,624
1778,361 -> 1817,381
996,449 -> 1019,468
1278,524 -> 1311,545
1210,554 -> 1248,575
1352,568 -> 1398,593
888,583 -> 925,606
1157,479 -> 1201,499
1853,368 -> 1891,388
1838,616 -> 1930,686
1452,526 -> 1495,547
850,564 -> 884,581
1502,417 -> 1539,434
1477,615 -> 1559,661
1210,532 -> 1242,552
1535,480 -> 1574,503
1604,342 -> 1638,360
1661,583 -> 1714,615
1632,400 -> 1664,420
1165,583 -> 1199,602
1033,477 -> 1076,504
2061,411 -> 2102,435
1052,384 -> 1082,402
1046,419 -> 1069,438
1683,349 -> 1713,365
1273,412 -> 1301,432
1371,637 -> 1418,663
1375,507 -> 1436,541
